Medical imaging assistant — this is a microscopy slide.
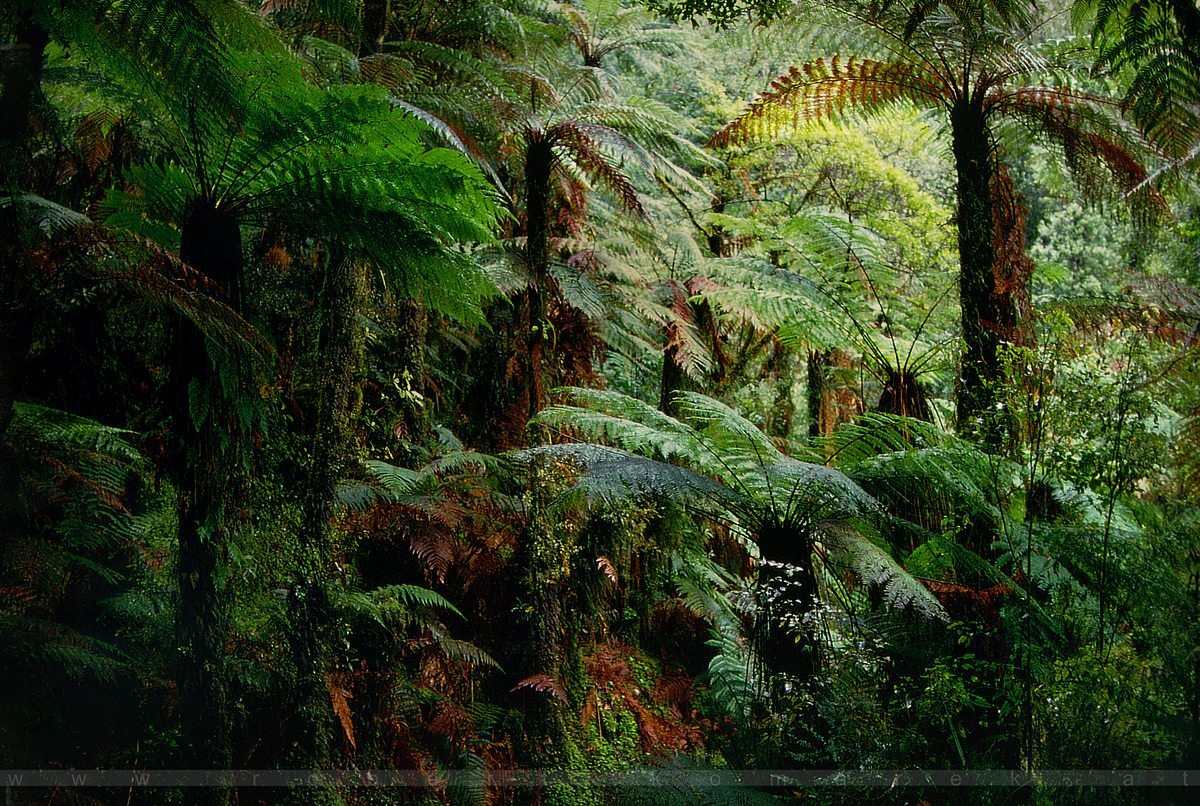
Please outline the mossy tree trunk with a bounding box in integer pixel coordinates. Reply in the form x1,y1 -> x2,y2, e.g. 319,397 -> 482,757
360,0 -> 390,55
391,295 -> 428,454
659,325 -> 687,418
515,460 -> 597,806
764,339 -> 794,439
754,519 -> 818,687
287,248 -> 365,802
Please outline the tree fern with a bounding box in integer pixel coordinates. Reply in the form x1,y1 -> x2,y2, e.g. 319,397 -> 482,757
101,49 -> 502,323
523,386 -> 949,697
1,402 -> 146,766
817,519 -> 947,620
710,0 -> 1157,444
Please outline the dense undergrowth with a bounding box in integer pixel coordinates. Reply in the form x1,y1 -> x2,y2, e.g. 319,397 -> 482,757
3,2 -> 1200,806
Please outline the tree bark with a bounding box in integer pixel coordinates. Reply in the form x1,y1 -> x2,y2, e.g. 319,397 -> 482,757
755,520 -> 817,690
392,295 -> 428,453
0,13 -> 48,157
951,96 -> 1004,449
360,0 -> 391,55
659,325 -> 686,418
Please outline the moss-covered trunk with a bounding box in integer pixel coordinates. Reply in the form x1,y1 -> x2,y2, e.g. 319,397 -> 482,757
0,12 -> 46,157
659,325 -> 686,417
360,0 -> 390,55
287,249 -> 364,802
515,460 -> 597,806
755,519 -> 818,686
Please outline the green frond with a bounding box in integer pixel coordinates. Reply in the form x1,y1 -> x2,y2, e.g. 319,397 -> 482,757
1077,0 -> 1200,159
674,391 -> 786,467
757,459 -> 882,521
819,411 -> 948,463
0,617 -> 131,685
708,56 -> 944,148
514,443 -> 740,511
816,520 -> 949,620
342,583 -> 464,626
364,460 -> 423,499
676,574 -> 741,629
2,193 -> 91,237
534,387 -> 710,465
335,480 -> 380,511
549,257 -> 608,320
703,629 -> 759,722
294,35 -> 362,85
423,450 -> 509,477
46,0 -> 255,126
364,40 -> 509,97
425,631 -> 502,670
9,402 -> 141,464
1179,413 -> 1200,501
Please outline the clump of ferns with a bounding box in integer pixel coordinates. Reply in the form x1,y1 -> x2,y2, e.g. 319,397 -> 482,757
335,442 -> 507,710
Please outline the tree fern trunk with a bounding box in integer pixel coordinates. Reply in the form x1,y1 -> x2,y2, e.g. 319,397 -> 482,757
175,204 -> 242,806
0,12 -> 47,156
807,350 -> 824,441
0,298 -> 32,444
524,136 -> 554,428
392,295 -> 428,453
659,326 -> 686,417
951,97 -> 1004,449
360,0 -> 391,55
755,520 -> 817,687
764,339 -> 794,439
516,460 -> 596,806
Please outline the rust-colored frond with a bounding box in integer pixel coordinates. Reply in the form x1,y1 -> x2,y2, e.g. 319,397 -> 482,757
512,673 -> 568,703
1002,89 -> 1167,219
552,121 -> 647,218
988,163 -> 1034,347
326,671 -> 357,750
583,644 -> 705,753
708,56 -> 943,148
409,524 -> 456,584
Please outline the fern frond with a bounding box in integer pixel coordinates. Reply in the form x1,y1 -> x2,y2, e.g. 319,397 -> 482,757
703,629 -> 758,722
426,633 -> 502,671
534,387 -> 710,465
817,520 -> 948,620
343,583 -> 464,626
514,443 -> 739,512
709,56 -> 943,148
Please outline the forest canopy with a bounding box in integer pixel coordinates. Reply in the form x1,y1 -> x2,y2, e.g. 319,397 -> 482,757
2,1 -> 1200,805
